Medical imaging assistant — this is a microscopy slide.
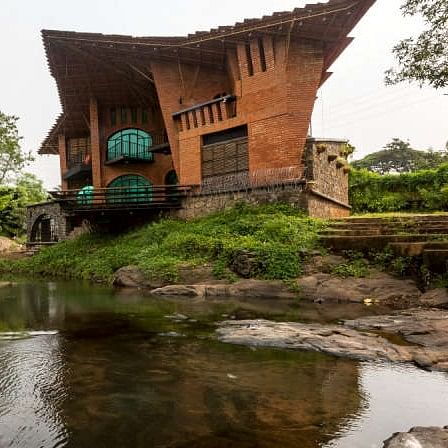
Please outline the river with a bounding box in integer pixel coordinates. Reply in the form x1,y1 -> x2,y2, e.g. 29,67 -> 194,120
0,279 -> 447,448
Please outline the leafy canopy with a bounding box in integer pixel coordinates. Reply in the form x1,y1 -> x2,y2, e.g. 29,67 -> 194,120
0,112 -> 47,236
352,138 -> 448,174
0,111 -> 33,184
0,173 -> 48,237
386,0 -> 448,88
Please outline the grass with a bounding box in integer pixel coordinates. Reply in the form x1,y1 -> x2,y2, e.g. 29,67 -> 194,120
0,203 -> 327,284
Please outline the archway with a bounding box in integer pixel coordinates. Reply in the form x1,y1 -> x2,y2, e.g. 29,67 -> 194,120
30,214 -> 58,243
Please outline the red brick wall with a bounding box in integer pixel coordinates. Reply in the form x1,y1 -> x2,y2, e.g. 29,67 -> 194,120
150,36 -> 324,186
151,61 -> 231,178
98,105 -> 174,186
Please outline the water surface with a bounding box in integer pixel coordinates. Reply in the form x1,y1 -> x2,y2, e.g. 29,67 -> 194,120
0,280 -> 447,448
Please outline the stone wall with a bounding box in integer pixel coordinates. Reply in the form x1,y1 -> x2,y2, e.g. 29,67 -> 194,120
306,194 -> 351,219
175,183 -> 308,220
27,202 -> 72,243
304,138 -> 351,218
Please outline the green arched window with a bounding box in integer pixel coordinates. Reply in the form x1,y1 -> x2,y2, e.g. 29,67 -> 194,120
107,175 -> 153,204
107,129 -> 153,161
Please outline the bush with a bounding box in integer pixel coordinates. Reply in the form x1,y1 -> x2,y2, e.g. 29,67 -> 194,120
349,164 -> 448,213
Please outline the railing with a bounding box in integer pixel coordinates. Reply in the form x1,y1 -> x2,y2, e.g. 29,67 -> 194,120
172,95 -> 237,132
50,185 -> 191,211
67,149 -> 91,169
198,166 -> 305,195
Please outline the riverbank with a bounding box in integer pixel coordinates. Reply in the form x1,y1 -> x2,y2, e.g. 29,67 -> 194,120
0,203 -> 327,284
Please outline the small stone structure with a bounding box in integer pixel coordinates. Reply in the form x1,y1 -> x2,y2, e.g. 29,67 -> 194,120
27,201 -> 72,244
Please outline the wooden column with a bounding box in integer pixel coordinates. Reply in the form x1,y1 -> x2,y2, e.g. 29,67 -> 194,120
89,98 -> 102,188
58,134 -> 68,190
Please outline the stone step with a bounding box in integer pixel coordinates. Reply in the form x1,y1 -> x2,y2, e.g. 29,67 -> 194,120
329,221 -> 448,230
324,227 -> 448,237
321,229 -> 383,236
331,220 -> 448,228
320,234 -> 448,253
335,215 -> 448,224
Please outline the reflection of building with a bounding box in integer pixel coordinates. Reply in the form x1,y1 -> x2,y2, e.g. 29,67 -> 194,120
61,336 -> 362,447
28,0 -> 376,243
0,282 -> 363,447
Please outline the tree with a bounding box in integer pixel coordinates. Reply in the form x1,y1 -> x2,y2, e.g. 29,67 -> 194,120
0,111 -> 33,184
0,173 -> 48,237
351,138 -> 448,174
385,0 -> 448,88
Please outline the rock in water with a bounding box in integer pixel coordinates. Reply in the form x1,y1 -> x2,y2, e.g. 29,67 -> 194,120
383,426 -> 448,447
217,309 -> 448,372
113,266 -> 150,288
297,272 -> 421,305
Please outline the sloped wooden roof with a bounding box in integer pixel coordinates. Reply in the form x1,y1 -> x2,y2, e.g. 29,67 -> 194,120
39,0 -> 376,154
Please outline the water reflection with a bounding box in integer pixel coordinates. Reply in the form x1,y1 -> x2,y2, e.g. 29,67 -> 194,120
0,280 -> 447,448
0,333 -> 67,448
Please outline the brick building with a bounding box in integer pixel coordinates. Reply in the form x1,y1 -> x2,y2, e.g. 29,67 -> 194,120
29,0 -> 376,243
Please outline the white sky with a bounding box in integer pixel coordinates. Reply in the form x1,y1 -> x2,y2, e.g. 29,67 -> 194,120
0,0 -> 447,189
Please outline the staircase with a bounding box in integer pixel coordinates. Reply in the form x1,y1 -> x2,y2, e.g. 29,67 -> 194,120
320,215 -> 448,272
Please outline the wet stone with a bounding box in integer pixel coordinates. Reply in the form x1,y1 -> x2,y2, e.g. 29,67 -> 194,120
383,426 -> 448,447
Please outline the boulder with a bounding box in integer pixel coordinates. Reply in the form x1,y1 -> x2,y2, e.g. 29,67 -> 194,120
297,272 -> 421,306
344,308 -> 448,349
228,279 -> 297,299
0,237 -> 20,253
217,319 -> 415,365
150,280 -> 297,299
304,255 -> 347,275
383,426 -> 448,447
420,288 -> 448,307
113,266 -> 152,288
230,250 -> 262,278
177,265 -> 219,284
151,285 -> 206,297
217,310 -> 448,372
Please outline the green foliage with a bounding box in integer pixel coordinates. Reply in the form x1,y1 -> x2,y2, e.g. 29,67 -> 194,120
352,138 -> 448,174
350,163 -> 448,213
332,259 -> 369,278
386,0 -> 448,88
0,111 -> 33,184
0,203 -> 326,283
390,257 -> 413,276
332,251 -> 369,278
0,174 -> 48,237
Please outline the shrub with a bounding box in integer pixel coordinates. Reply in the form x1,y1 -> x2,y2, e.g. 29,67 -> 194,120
349,164 -> 448,213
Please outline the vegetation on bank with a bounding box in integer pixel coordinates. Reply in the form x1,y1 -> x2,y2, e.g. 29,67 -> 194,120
0,204 -> 326,283
0,110 -> 48,237
350,164 -> 448,213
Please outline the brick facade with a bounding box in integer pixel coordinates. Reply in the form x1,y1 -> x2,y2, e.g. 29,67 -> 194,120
36,0 -> 377,235
150,37 -> 324,186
